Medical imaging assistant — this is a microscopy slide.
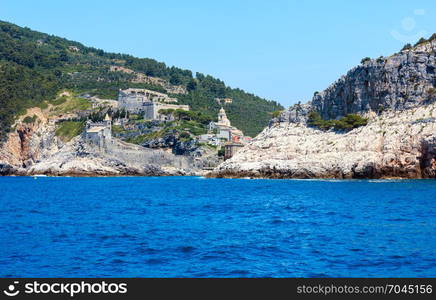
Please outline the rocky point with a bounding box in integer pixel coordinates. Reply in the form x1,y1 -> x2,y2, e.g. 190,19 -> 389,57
211,39 -> 436,179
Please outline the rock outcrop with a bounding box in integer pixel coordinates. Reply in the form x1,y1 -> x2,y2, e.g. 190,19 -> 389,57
212,103 -> 436,179
22,138 -> 196,176
0,108 -> 204,176
0,107 -> 61,174
312,40 -> 436,120
212,40 -> 436,179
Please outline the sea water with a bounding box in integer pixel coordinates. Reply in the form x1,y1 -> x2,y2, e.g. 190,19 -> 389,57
0,176 -> 435,277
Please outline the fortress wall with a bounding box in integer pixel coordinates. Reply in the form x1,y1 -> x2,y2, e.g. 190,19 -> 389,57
104,139 -> 193,169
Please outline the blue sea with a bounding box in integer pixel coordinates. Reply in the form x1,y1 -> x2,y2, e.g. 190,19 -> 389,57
0,176 -> 435,277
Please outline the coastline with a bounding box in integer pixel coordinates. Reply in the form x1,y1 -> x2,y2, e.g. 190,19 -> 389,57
206,169 -> 435,180
1,171 -> 432,180
0,170 -> 201,178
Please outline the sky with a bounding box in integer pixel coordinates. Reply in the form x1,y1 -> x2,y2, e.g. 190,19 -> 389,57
2,0 -> 436,107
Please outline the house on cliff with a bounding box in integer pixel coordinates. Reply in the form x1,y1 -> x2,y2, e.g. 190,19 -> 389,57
84,114 -> 112,149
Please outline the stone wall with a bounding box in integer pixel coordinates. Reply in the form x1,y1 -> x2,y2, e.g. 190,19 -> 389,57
118,89 -> 189,120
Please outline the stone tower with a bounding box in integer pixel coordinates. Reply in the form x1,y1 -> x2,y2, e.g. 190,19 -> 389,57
103,114 -> 112,140
217,107 -> 231,127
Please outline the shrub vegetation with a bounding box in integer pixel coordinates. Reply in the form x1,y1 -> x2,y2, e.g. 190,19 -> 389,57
55,121 -> 84,142
307,111 -> 368,131
0,20 -> 282,142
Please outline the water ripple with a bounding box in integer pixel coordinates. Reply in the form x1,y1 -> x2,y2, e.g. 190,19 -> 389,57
0,176 -> 434,277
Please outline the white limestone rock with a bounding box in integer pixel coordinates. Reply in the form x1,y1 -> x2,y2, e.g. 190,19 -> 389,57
212,103 -> 436,179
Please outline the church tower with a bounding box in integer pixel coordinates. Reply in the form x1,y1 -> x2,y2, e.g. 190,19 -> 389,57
217,107 -> 231,127
103,113 -> 112,140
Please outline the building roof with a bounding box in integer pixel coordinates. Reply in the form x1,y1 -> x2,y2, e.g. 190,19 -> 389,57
86,126 -> 106,133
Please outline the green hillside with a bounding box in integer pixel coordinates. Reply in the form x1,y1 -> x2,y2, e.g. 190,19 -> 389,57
0,20 -> 282,141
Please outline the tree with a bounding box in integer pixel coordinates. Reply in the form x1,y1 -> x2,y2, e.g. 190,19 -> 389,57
271,110 -> 283,118
187,79 -> 197,91
333,114 -> 367,130
0,20 -> 284,141
59,50 -> 69,62
414,37 -> 427,47
173,109 -> 192,121
401,43 -> 412,51
361,57 -> 371,64
169,73 -> 182,85
179,131 -> 191,139
307,111 -> 367,131
376,56 -> 385,63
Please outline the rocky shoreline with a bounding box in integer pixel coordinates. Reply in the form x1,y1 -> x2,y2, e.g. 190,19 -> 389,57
1,105 -> 435,179
209,103 -> 436,180
0,161 -> 203,177
0,108 -> 205,177
2,39 -> 436,180
0,141 -> 203,177
209,41 -> 436,180
208,168 -> 435,180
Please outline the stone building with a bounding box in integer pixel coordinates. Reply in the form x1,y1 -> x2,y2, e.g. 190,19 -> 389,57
198,134 -> 221,146
68,46 -> 80,52
224,142 -> 244,160
208,108 -> 244,142
117,88 -> 189,120
84,114 -> 112,149
215,97 -> 233,105
217,107 -> 231,127
201,107 -> 249,159
142,102 -> 190,121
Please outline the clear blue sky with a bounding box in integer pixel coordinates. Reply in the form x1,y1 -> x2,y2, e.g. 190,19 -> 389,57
2,0 -> 436,107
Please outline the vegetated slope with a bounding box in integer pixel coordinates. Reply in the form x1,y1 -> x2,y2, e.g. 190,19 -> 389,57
0,20 -> 282,141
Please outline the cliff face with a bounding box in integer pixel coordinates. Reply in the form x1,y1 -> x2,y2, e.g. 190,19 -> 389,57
212,40 -> 436,179
23,138 -> 198,177
0,108 -> 62,172
0,127 -> 202,176
312,40 -> 436,120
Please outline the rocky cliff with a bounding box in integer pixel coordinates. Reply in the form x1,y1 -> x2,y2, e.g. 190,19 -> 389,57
0,108 -> 205,176
213,103 -> 436,179
313,39 -> 436,120
23,138 -> 198,177
212,40 -> 436,179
